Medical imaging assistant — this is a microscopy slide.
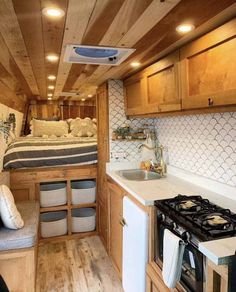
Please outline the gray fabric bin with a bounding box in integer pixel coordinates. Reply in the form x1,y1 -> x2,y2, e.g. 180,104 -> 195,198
71,208 -> 96,233
71,180 -> 96,205
40,211 -> 67,238
40,182 -> 67,207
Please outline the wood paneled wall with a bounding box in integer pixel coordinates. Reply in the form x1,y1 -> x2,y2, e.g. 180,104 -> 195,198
24,99 -> 96,134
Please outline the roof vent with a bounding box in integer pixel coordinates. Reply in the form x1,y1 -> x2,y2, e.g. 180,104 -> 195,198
64,45 -> 135,66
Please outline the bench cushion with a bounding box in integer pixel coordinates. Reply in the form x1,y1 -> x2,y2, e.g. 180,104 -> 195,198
0,201 -> 39,251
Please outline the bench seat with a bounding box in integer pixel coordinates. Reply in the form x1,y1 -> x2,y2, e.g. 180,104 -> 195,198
0,201 -> 39,251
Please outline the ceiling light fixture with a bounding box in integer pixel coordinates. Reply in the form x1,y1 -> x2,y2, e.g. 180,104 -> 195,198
81,98 -> 86,101
47,93 -> 53,97
47,75 -> 56,80
176,24 -> 195,34
47,97 -> 52,100
87,94 -> 93,98
48,85 -> 55,90
46,54 -> 59,62
131,61 -> 141,68
42,7 -> 65,18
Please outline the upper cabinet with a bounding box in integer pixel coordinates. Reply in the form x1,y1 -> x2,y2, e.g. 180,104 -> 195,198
124,51 -> 180,115
145,51 -> 181,114
180,18 -> 236,110
124,18 -> 236,117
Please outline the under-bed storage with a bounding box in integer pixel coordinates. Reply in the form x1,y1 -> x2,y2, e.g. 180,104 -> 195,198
10,164 -> 98,242
71,208 -> 96,233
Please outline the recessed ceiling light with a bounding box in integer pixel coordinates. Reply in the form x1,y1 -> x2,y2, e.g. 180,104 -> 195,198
81,98 -> 86,101
48,85 -> 55,90
47,93 -> 53,97
47,97 -> 52,100
47,75 -> 56,80
131,61 -> 141,68
88,94 -> 93,98
46,54 -> 59,62
42,7 -> 65,18
176,24 -> 195,34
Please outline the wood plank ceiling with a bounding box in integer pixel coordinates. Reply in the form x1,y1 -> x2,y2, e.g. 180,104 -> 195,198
0,0 -> 235,105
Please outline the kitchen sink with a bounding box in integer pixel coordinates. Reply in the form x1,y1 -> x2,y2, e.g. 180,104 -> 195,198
117,169 -> 161,181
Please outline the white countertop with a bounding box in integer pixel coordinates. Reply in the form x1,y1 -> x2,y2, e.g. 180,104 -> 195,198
106,162 -> 236,265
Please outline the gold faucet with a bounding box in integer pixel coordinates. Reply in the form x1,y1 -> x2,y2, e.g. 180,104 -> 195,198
138,144 -> 167,177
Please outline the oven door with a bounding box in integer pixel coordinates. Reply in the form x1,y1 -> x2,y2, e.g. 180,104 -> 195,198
155,222 -> 204,292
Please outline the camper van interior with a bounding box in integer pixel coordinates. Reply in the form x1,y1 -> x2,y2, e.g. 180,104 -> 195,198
0,0 -> 235,291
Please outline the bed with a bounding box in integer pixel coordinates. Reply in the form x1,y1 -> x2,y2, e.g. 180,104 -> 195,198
3,136 -> 97,170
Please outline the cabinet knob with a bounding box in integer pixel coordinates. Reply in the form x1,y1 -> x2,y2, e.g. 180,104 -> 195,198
208,98 -> 214,106
119,218 -> 127,227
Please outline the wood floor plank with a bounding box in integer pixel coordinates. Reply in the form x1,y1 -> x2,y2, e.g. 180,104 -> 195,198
36,236 -> 123,292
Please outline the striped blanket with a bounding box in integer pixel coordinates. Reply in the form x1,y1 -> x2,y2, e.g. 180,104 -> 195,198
3,136 -> 97,169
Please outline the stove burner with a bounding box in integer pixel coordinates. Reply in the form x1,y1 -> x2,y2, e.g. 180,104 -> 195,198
155,194 -> 236,240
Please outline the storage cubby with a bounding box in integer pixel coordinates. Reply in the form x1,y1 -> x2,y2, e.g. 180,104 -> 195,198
40,211 -> 68,238
38,174 -> 97,242
40,181 -> 67,207
71,208 -> 96,233
71,180 -> 96,205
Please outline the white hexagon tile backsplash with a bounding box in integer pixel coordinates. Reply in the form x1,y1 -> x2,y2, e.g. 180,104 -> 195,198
108,79 -> 236,188
108,79 -> 155,162
155,112 -> 236,187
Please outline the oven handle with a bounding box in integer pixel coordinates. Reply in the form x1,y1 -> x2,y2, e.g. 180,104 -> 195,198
160,222 -> 190,244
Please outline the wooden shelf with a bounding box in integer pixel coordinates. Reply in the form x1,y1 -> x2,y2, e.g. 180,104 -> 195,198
112,138 -> 146,142
70,202 -> 97,209
40,205 -> 68,213
39,230 -> 98,244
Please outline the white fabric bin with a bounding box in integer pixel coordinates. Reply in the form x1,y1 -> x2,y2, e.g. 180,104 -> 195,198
40,182 -> 67,207
71,180 -> 96,205
71,208 -> 96,233
41,211 -> 67,238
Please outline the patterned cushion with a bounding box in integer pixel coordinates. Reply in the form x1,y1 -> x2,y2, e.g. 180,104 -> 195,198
31,119 -> 69,137
0,201 -> 39,250
0,185 -> 24,229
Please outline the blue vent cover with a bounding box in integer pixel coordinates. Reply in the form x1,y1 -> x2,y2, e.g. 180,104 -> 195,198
74,47 -> 118,58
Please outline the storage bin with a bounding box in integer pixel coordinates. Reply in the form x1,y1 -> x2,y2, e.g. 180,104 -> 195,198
71,208 -> 96,233
40,211 -> 67,238
40,182 -> 67,207
71,180 -> 96,205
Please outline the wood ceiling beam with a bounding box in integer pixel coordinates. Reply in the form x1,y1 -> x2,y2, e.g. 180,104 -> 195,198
88,0 -> 236,88
13,0 -> 47,99
54,0 -> 97,98
41,0 -> 69,99
0,0 -> 39,96
75,0 -> 180,93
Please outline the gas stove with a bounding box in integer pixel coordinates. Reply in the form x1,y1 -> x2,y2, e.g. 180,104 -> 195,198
155,194 -> 236,242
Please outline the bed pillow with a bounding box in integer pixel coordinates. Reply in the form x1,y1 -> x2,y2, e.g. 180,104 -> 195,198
0,185 -> 24,229
31,119 -> 69,137
70,118 -> 97,137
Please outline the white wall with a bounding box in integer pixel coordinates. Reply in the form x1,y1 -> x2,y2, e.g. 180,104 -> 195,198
156,112 -> 236,188
0,103 -> 23,171
108,80 -> 155,162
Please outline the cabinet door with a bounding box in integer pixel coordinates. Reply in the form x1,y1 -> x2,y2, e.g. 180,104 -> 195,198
107,180 -> 124,278
98,200 -> 108,251
180,19 -> 236,109
124,74 -> 148,116
145,51 -> 181,113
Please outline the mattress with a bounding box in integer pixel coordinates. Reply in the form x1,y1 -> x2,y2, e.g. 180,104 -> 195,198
3,136 -> 97,169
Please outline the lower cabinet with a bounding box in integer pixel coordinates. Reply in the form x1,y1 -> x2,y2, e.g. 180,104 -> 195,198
98,199 -> 108,250
107,179 -> 124,278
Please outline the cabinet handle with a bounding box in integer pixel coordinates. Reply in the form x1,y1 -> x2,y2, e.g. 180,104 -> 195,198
208,98 -> 214,106
119,218 -> 127,227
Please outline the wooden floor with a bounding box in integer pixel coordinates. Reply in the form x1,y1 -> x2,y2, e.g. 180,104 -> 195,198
36,236 -> 124,292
